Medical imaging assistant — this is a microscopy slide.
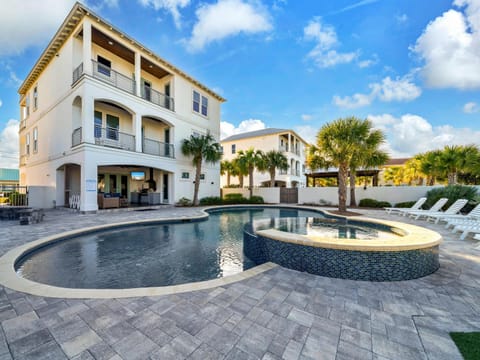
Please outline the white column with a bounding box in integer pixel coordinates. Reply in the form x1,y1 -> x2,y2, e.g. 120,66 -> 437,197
82,19 -> 92,76
134,113 -> 142,152
288,133 -> 292,153
82,90 -> 94,144
135,52 -> 141,97
80,154 -> 98,213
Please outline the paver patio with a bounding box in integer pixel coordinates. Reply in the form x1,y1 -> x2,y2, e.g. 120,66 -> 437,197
0,206 -> 479,359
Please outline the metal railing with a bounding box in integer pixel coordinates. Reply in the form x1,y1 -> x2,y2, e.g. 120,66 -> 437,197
92,60 -> 135,95
72,62 -> 83,84
143,138 -> 175,158
0,185 -> 28,206
279,169 -> 288,175
94,126 -> 135,151
142,86 -> 175,111
72,127 -> 82,147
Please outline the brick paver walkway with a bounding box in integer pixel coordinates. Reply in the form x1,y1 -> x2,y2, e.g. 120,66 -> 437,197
0,206 -> 479,359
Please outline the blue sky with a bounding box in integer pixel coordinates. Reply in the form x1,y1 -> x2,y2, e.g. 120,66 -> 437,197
1,0 -> 480,168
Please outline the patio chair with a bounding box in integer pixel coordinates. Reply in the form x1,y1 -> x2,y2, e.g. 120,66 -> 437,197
452,222 -> 480,240
424,199 -> 469,223
384,197 -> 426,215
443,204 -> 480,228
404,198 -> 449,220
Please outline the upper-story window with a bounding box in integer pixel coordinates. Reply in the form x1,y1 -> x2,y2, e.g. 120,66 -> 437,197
97,55 -> 111,76
33,86 -> 38,111
25,94 -> 30,117
26,133 -> 30,155
231,144 -> 236,154
193,90 -> 208,117
33,127 -> 38,153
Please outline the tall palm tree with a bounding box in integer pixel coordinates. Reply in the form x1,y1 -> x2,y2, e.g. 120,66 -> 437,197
418,150 -> 443,185
236,148 -> 264,198
220,160 -> 235,187
181,133 -> 222,206
310,117 -> 387,212
232,157 -> 248,188
440,145 -> 479,185
259,150 -> 289,187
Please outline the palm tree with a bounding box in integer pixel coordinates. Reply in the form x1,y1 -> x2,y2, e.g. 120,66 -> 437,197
310,117 -> 387,212
259,150 -> 289,187
181,133 -> 222,206
440,145 -> 479,185
232,157 -> 248,188
418,150 -> 444,185
220,160 -> 235,187
236,148 -> 264,198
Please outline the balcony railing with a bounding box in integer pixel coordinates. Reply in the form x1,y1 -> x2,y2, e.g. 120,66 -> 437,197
94,126 -> 135,151
72,62 -> 83,84
279,169 -> 288,175
72,127 -> 82,147
92,60 -> 136,95
142,86 -> 175,112
143,138 -> 175,158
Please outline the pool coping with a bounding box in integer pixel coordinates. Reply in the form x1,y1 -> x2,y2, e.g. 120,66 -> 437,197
0,205 -> 441,298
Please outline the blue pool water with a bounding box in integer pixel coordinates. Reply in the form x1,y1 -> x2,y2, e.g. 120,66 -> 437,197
16,207 -> 322,289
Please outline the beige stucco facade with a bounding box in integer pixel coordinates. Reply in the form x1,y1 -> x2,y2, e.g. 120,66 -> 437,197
18,3 -> 224,212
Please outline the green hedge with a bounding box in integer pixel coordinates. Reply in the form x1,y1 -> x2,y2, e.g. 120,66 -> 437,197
200,194 -> 264,205
425,185 -> 477,210
394,201 -> 416,208
359,198 -> 392,208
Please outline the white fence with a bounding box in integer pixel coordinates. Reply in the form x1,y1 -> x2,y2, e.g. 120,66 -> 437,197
222,185 -> 480,206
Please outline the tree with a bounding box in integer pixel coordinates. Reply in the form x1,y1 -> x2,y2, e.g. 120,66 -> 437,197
309,117 -> 387,212
418,150 -> 443,185
236,148 -> 264,198
220,160 -> 235,187
181,133 -> 222,206
259,150 -> 289,187
440,145 -> 479,185
232,157 -> 248,188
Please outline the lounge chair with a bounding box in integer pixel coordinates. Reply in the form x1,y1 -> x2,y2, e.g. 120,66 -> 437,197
424,199 -> 469,223
404,198 -> 449,220
452,222 -> 480,240
384,197 -> 426,215
443,204 -> 480,228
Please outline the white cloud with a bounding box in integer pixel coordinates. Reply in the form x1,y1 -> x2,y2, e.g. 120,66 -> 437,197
138,0 -> 190,29
0,119 -> 19,168
293,125 -> 316,145
301,114 -> 312,121
412,0 -> 480,89
332,0 -> 380,14
0,99 -> 2,108
220,119 -> 266,139
304,18 -> 358,68
333,75 -> 421,108
185,0 -> 272,52
358,54 -> 378,68
463,101 -> 479,113
396,14 -> 408,24
368,113 -> 480,157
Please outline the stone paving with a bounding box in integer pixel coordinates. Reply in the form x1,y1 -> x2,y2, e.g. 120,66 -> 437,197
0,206 -> 479,359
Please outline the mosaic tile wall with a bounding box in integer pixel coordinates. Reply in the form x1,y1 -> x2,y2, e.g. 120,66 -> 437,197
244,227 -> 439,281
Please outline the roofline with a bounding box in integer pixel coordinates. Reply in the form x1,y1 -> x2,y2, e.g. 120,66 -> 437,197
18,2 -> 226,103
221,128 -> 310,145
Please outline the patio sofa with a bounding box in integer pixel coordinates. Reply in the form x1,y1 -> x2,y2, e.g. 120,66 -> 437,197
97,193 -> 120,209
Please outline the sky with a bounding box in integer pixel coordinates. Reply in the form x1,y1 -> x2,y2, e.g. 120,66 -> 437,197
0,0 -> 480,168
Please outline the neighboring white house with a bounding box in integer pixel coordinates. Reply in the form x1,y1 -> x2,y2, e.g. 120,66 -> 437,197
220,128 -> 308,188
18,2 -> 225,212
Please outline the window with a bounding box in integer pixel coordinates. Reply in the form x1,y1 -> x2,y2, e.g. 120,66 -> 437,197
94,111 -> 102,138
231,144 -> 236,154
181,172 -> 190,179
201,96 -> 208,116
26,133 -> 30,155
25,94 -> 30,117
33,127 -> 38,153
142,80 -> 151,101
97,55 -> 111,76
193,90 -> 200,113
106,114 -> 119,140
33,86 -> 38,110
200,174 -> 205,180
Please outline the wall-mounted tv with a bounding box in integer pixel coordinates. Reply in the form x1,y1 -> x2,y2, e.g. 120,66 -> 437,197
131,171 -> 145,181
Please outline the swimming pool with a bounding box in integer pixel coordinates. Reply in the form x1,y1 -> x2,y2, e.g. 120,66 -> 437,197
15,207 -> 322,289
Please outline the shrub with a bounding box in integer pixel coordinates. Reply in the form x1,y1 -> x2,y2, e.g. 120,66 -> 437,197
248,196 -> 264,204
425,185 -> 477,210
359,198 -> 392,208
199,196 -> 223,205
9,192 -> 27,206
224,193 -> 244,200
394,201 -> 416,208
175,197 -> 192,207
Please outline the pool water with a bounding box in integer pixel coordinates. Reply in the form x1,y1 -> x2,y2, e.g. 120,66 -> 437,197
16,207 -> 322,289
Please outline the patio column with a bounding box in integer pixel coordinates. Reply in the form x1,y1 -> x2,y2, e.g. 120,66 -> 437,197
80,158 -> 98,213
134,113 -> 142,152
134,52 -> 141,97
82,19 -> 92,76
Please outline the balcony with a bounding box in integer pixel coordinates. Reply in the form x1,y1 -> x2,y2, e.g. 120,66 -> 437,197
72,61 -> 174,112
143,138 -> 175,158
71,126 -> 175,158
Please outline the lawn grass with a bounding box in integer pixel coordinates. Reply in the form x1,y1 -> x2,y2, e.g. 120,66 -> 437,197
450,332 -> 480,360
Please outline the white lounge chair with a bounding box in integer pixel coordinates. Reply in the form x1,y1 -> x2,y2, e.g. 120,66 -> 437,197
405,198 -> 449,220
443,203 -> 480,228
384,197 -> 427,215
452,222 -> 480,240
424,199 -> 469,223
